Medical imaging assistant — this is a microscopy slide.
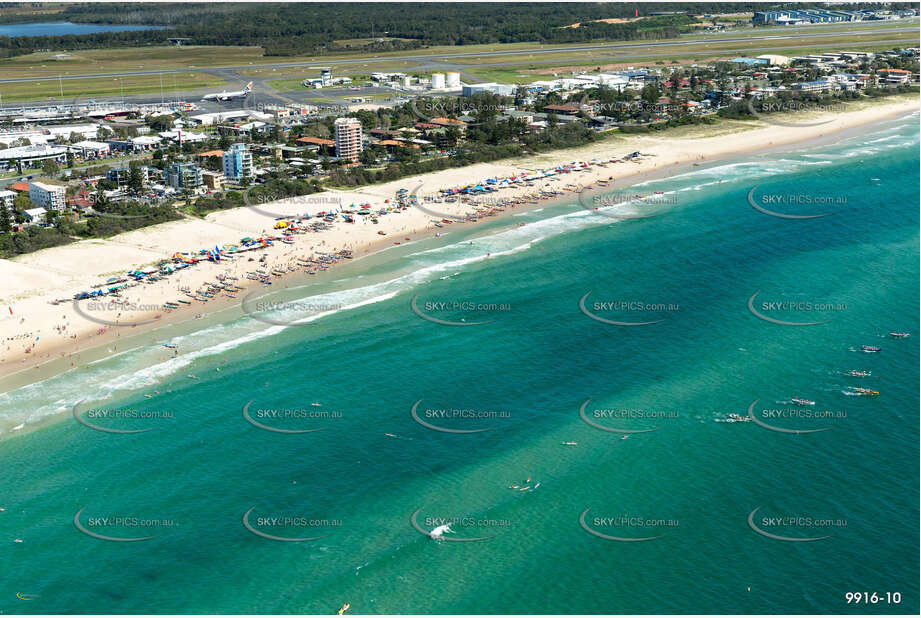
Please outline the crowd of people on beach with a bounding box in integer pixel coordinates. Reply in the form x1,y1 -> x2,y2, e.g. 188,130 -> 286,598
1,152 -> 660,378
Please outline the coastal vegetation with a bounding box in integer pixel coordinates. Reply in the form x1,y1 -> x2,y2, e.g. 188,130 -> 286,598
190,177 -> 324,217
0,199 -> 181,258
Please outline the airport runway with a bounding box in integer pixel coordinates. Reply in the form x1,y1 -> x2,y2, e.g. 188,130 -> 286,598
0,24 -> 916,85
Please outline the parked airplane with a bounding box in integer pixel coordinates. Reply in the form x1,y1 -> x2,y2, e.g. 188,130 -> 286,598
202,82 -> 253,102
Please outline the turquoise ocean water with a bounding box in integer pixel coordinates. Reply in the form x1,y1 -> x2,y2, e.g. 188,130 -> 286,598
0,114 -> 918,614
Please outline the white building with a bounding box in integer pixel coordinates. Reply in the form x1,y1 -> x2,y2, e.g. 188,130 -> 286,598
756,54 -> 791,66
109,135 -> 163,152
0,124 -> 98,146
333,117 -> 363,163
132,135 -> 164,149
23,207 -> 47,225
158,130 -> 209,144
45,124 -> 99,141
462,82 -> 517,96
0,189 -> 15,209
371,72 -> 406,82
0,144 -> 68,171
29,181 -> 66,211
221,122 -> 266,137
595,74 -> 632,90
188,110 -> 270,126
70,140 -> 111,159
793,80 -> 839,93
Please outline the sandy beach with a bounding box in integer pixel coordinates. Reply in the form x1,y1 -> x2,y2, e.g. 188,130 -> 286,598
1,95 -> 917,383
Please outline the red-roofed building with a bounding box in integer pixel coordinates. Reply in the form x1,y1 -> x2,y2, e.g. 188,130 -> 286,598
296,136 -> 336,156
429,117 -> 468,129
374,139 -> 420,154
370,128 -> 402,139
877,68 -> 911,84
543,103 -> 581,115
296,136 -> 335,146
196,149 -> 225,160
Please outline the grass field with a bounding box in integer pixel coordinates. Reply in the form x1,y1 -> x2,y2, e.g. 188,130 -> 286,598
0,46 -> 265,80
455,29 -> 918,66
0,72 -> 226,102
266,77 -> 318,92
0,4 -> 68,19
265,79 -> 400,102
463,67 -> 537,84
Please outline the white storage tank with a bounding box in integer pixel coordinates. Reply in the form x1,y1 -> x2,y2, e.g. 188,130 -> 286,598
446,72 -> 461,88
431,73 -> 446,89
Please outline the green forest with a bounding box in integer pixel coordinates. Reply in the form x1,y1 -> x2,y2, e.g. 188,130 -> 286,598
0,2 -> 744,57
